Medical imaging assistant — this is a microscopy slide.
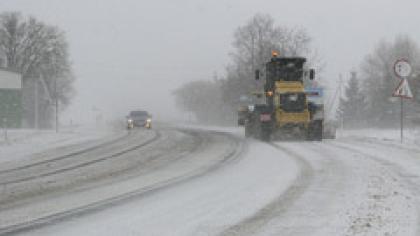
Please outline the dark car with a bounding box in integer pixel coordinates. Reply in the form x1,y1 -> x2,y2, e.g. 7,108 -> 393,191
126,110 -> 152,129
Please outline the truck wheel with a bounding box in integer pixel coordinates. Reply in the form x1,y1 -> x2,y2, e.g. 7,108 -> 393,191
245,125 -> 252,138
307,121 -> 323,141
256,123 -> 270,141
260,130 -> 271,142
313,130 -> 322,141
315,121 -> 323,141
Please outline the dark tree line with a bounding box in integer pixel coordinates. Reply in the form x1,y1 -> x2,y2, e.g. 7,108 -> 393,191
173,79 -> 232,124
0,12 -> 74,128
339,35 -> 420,128
174,15 -> 420,128
338,71 -> 366,128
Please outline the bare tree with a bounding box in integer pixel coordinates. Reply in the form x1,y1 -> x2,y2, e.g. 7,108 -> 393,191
0,12 -> 75,128
173,14 -> 318,125
223,13 -> 317,111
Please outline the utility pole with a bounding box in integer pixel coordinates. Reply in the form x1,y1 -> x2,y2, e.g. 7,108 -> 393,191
3,117 -> 8,143
251,35 -> 255,75
51,53 -> 59,133
46,47 -> 60,133
251,35 -> 257,97
2,103 -> 8,142
34,75 -> 39,129
55,73 -> 58,133
400,97 -> 403,143
338,74 -> 344,134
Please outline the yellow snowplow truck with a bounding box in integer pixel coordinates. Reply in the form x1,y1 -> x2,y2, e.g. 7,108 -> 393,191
239,54 -> 323,141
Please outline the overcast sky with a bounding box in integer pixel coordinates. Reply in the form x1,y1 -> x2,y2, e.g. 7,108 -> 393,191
1,0 -> 419,123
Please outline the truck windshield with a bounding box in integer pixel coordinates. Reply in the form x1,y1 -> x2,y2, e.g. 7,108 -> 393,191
267,62 -> 304,82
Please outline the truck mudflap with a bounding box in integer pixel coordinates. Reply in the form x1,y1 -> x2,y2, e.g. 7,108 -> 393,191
244,112 -> 272,141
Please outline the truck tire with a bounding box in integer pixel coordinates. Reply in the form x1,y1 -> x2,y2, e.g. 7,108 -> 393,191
257,122 -> 271,142
307,120 -> 323,141
315,121 -> 323,141
260,130 -> 271,142
245,123 -> 252,138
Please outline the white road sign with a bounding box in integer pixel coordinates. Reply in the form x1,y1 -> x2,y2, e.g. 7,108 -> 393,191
392,78 -> 413,99
394,59 -> 412,78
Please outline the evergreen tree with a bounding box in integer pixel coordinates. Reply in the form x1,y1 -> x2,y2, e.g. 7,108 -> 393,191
361,35 -> 420,127
338,72 -> 366,128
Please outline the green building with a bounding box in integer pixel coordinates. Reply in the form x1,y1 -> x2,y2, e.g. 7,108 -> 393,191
0,69 -> 22,128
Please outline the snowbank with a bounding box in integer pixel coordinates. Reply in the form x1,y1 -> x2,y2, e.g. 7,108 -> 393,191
0,124 -> 120,164
339,127 -> 420,146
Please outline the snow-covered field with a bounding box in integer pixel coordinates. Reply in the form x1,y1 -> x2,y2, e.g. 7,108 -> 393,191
0,124 -> 121,164
0,125 -> 420,236
339,127 -> 420,145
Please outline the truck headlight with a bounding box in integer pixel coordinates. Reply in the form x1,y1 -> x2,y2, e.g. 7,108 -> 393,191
127,119 -> 133,123
146,118 -> 152,123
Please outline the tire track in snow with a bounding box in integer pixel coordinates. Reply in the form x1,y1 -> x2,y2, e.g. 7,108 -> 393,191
220,142 -> 313,236
339,136 -> 420,154
0,131 -> 158,185
0,129 -> 246,236
323,141 -> 419,236
222,139 -> 409,236
0,131 -> 131,175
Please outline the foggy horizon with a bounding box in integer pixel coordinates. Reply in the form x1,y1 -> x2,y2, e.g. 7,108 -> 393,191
2,2 -> 420,235
1,0 -> 419,124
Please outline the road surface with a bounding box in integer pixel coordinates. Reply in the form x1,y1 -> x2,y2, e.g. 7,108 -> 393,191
0,125 -> 419,235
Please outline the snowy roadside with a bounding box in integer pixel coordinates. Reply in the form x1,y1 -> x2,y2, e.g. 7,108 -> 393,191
0,124 -> 123,164
338,128 -> 420,148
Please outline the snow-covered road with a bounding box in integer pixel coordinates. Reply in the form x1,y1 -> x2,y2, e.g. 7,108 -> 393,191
0,126 -> 419,235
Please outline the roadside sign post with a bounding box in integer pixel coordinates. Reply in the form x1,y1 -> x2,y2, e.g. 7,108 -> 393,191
2,117 -> 7,143
400,97 -> 403,142
393,59 -> 413,143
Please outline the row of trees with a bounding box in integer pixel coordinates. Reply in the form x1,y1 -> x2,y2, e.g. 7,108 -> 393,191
173,14 -> 318,124
0,12 -> 74,128
339,35 -> 420,128
175,14 -> 420,128
173,79 -> 231,124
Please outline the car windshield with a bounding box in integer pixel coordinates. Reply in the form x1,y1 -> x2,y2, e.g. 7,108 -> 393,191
130,111 -> 148,117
